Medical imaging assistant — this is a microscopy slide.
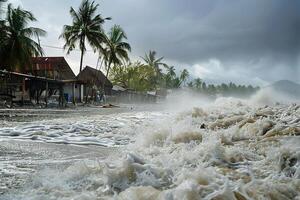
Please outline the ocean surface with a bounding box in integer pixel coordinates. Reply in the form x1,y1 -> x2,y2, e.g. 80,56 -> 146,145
0,92 -> 299,199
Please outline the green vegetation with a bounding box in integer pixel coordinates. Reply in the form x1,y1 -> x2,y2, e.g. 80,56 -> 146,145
103,25 -> 131,83
60,0 -> 110,73
0,3 -> 46,71
141,51 -> 168,85
187,80 -> 259,97
109,51 -> 185,91
164,66 -> 181,89
180,69 -> 189,86
109,61 -> 156,91
109,59 -> 259,96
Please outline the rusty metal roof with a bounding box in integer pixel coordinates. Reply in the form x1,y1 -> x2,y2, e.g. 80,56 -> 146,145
29,57 -> 76,80
77,66 -> 112,88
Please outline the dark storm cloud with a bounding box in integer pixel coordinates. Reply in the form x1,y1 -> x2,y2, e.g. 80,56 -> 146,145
9,0 -> 300,84
100,0 -> 300,83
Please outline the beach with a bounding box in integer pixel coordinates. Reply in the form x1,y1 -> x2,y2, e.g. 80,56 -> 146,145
0,95 -> 299,199
1,0 -> 299,198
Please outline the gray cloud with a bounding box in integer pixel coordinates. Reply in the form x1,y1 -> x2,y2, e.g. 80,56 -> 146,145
7,0 -> 300,85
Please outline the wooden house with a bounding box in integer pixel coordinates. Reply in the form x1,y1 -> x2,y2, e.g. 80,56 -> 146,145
77,66 -> 113,99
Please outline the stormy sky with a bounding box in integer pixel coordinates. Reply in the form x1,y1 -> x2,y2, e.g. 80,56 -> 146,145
7,0 -> 300,85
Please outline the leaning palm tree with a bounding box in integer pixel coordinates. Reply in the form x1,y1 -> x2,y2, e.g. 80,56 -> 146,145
180,69 -> 189,86
0,4 -> 46,71
103,25 -> 131,93
60,0 -> 110,72
104,25 -> 131,78
142,50 -> 168,89
164,65 -> 176,89
142,50 -> 168,80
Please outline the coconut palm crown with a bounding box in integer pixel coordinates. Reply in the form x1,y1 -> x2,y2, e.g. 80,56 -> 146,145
142,50 -> 168,77
60,0 -> 111,72
0,3 -> 46,71
104,25 -> 131,76
180,69 -> 189,86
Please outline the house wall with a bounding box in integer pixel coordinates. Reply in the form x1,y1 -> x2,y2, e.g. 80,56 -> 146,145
63,83 -> 81,102
111,91 -> 157,104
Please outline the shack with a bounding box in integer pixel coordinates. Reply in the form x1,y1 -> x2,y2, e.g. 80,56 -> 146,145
0,58 -> 115,106
30,57 -> 81,103
0,57 -> 83,106
0,70 -> 65,106
77,66 -> 113,102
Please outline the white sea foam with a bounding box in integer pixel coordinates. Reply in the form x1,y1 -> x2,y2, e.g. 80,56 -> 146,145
1,90 -> 300,199
0,112 -> 164,147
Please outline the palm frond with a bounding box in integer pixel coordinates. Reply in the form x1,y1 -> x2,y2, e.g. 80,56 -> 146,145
60,0 -> 110,71
0,4 -> 45,71
104,24 -> 131,76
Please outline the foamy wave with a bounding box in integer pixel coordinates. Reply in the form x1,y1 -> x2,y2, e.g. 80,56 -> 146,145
2,99 -> 300,199
0,112 -> 163,147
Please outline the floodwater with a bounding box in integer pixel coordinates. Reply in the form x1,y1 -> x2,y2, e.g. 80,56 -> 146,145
0,92 -> 299,200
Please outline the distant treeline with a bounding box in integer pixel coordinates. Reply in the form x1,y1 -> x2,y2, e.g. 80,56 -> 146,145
185,80 -> 260,97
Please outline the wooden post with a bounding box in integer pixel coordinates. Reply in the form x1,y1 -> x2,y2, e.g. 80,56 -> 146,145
21,78 -> 25,106
59,86 -> 62,107
45,81 -> 48,107
59,85 -> 65,107
29,83 -> 32,102
36,89 -> 40,105
72,82 -> 76,105
80,84 -> 84,103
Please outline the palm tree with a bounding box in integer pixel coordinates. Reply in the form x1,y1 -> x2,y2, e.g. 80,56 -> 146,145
180,69 -> 189,86
60,0 -> 110,72
109,62 -> 156,91
194,78 -> 202,89
104,25 -> 131,82
167,66 -> 176,77
142,50 -> 168,83
164,65 -> 177,89
172,77 -> 182,88
102,25 -> 131,96
0,4 -> 46,71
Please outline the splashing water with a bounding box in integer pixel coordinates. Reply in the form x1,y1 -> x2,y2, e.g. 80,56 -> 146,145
0,93 -> 299,199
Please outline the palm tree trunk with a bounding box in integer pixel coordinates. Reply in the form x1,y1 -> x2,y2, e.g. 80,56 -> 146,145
79,35 -> 85,72
78,37 -> 85,103
21,78 -> 25,106
79,49 -> 84,72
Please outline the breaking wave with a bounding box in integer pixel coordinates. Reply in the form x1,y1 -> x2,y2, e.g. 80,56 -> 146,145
1,90 -> 300,199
